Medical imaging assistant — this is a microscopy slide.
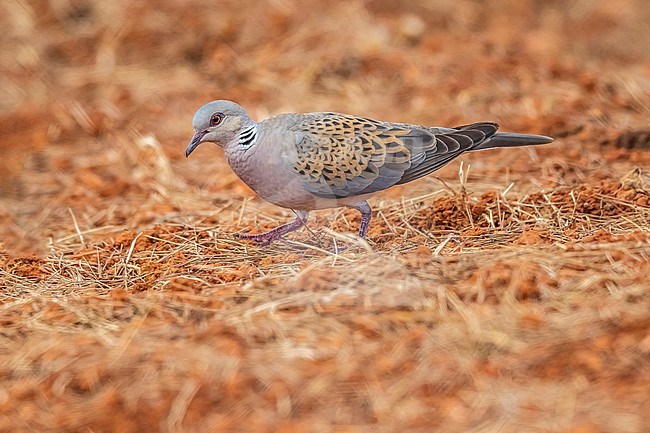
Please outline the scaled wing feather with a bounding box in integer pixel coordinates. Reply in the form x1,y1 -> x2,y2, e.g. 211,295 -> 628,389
290,114 -> 499,198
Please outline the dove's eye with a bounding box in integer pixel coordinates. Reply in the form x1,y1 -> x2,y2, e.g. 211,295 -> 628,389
210,112 -> 224,126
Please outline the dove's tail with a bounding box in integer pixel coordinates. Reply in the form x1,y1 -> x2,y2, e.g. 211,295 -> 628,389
474,132 -> 553,150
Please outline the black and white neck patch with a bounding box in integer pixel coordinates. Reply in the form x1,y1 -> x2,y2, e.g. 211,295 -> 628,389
239,125 -> 258,148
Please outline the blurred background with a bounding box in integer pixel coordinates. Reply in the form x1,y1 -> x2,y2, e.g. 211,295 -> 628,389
0,0 -> 650,252
1,0 -> 649,254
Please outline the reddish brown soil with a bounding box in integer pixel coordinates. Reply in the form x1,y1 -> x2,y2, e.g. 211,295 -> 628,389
1,1 -> 649,432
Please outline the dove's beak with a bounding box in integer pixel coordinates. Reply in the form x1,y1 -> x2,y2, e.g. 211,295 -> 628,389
186,130 -> 207,157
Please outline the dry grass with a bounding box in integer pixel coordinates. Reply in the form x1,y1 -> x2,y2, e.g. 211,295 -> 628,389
1,0 -> 650,432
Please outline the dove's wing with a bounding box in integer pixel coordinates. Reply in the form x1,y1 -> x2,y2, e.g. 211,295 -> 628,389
289,114 -> 498,198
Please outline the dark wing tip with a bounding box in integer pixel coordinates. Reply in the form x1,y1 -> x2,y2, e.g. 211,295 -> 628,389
453,122 -> 499,137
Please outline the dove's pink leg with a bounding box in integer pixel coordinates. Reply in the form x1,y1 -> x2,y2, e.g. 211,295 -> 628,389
235,211 -> 309,245
350,201 -> 372,237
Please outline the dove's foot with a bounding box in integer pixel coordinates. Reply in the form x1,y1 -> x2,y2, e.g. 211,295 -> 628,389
235,210 -> 309,246
349,201 -> 372,238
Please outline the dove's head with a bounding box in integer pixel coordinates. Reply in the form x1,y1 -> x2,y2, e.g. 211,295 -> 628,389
186,100 -> 255,157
